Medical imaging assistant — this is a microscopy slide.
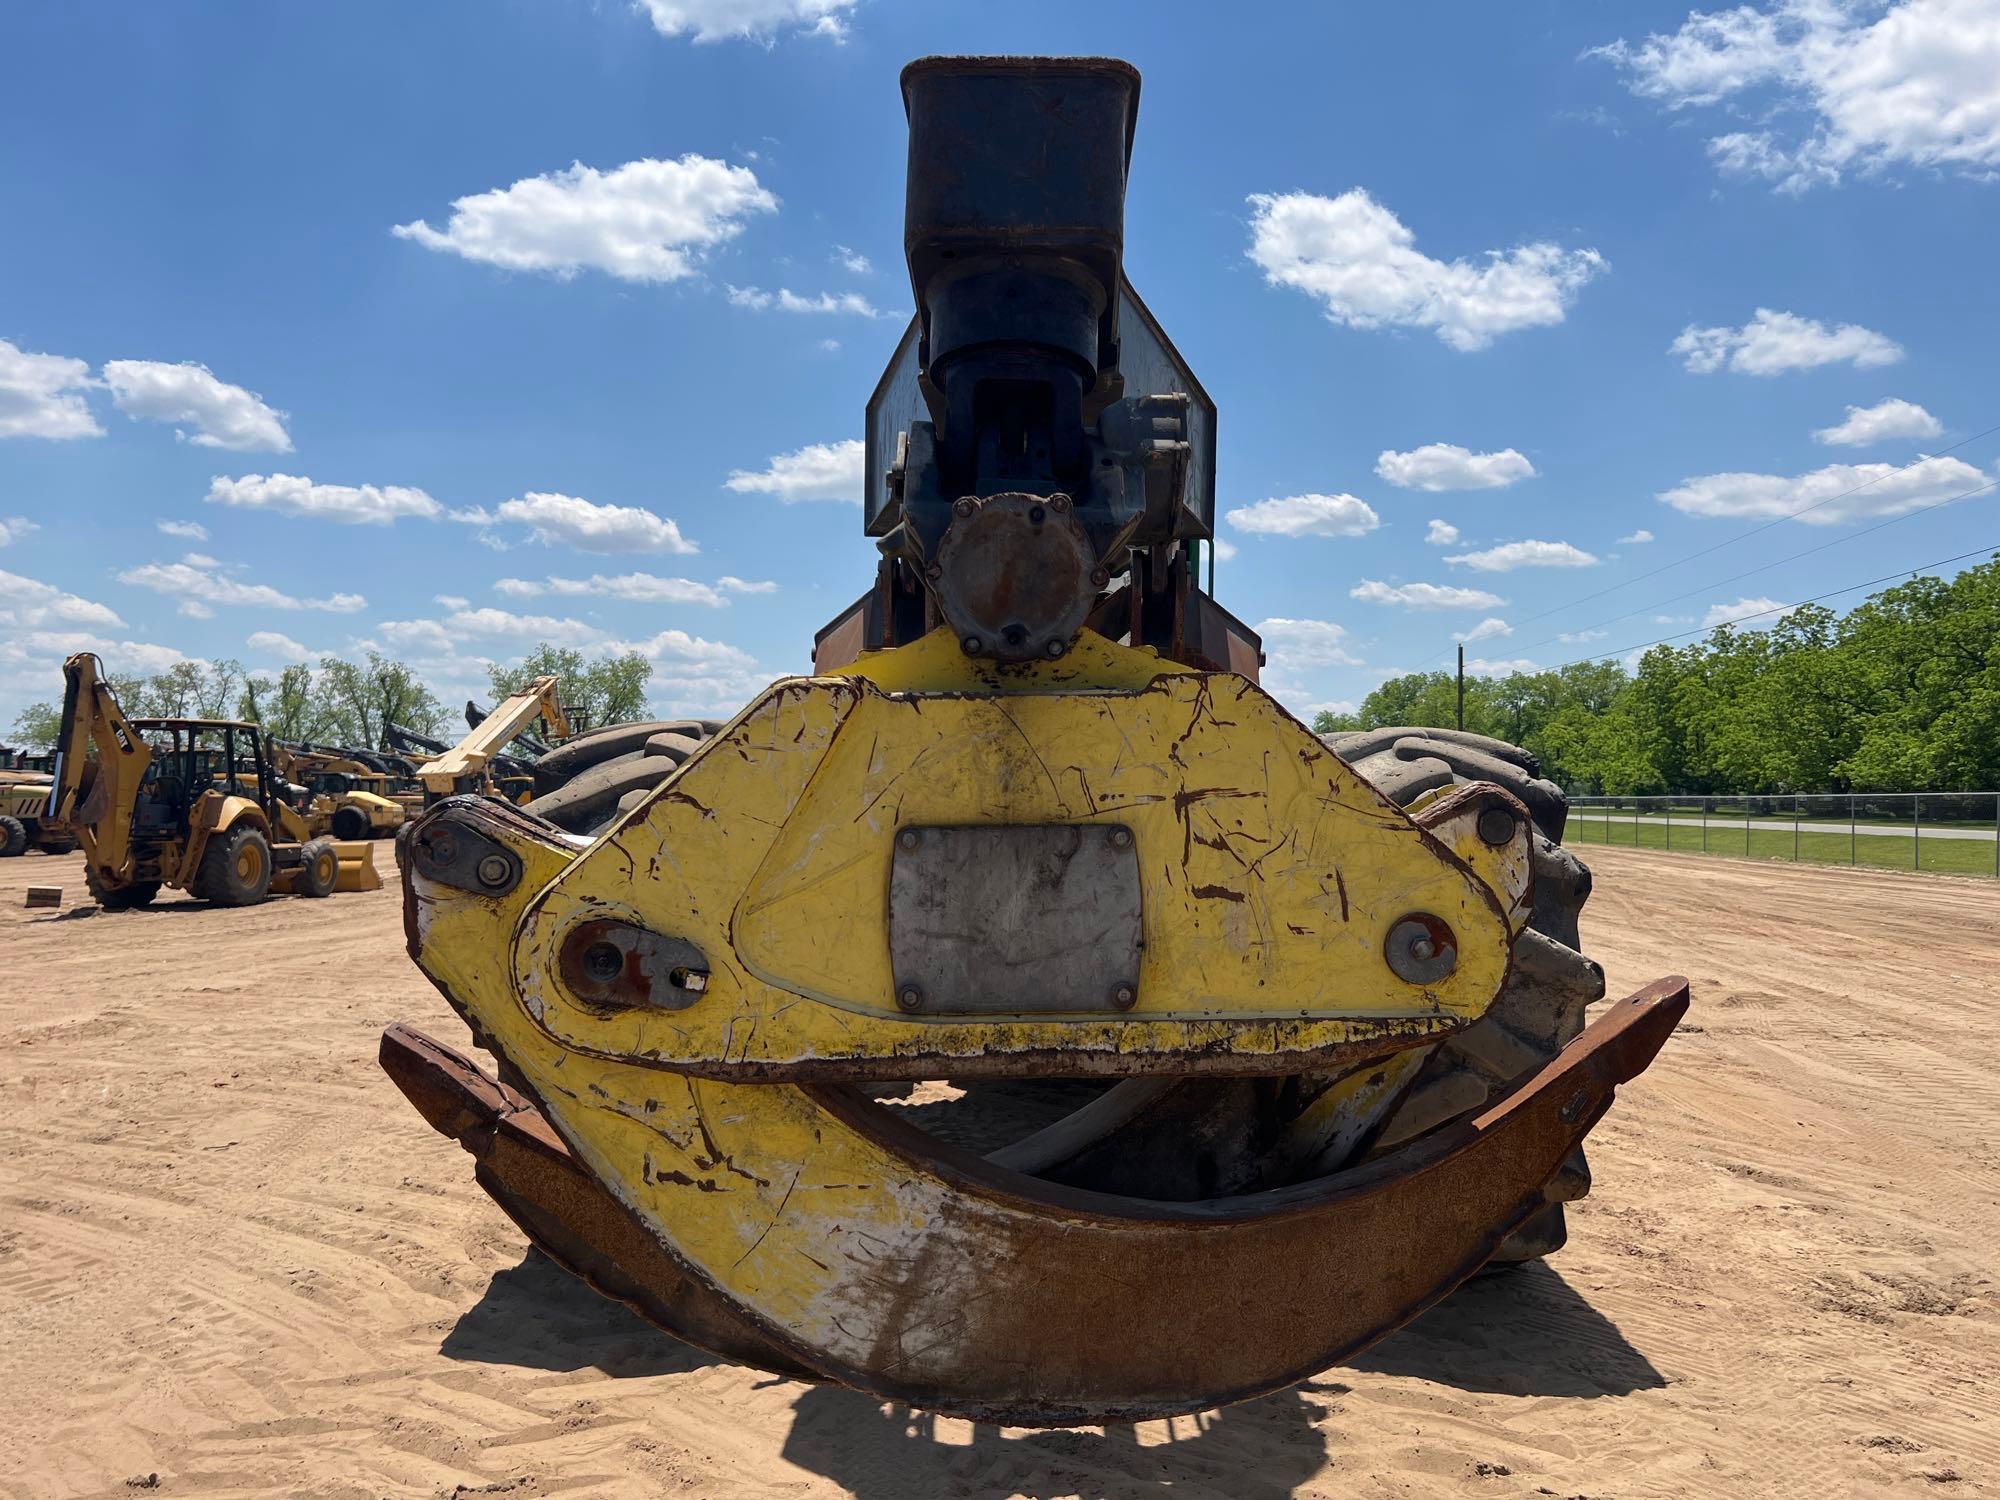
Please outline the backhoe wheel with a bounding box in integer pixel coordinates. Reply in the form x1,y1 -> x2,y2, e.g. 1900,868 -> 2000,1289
85,865 -> 159,910
295,837 -> 339,898
0,815 -> 25,857
194,824 -> 274,906
330,806 -> 369,841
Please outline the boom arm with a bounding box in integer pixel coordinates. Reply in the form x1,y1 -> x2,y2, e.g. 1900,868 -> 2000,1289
416,676 -> 569,798
46,653 -> 152,875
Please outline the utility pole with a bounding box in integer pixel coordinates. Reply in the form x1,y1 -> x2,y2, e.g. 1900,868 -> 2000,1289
1456,645 -> 1465,731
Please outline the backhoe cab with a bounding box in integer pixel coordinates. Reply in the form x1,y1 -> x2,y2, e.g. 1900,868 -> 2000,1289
45,653 -> 380,909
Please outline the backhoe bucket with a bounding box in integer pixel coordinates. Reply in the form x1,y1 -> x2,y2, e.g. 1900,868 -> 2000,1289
333,840 -> 382,892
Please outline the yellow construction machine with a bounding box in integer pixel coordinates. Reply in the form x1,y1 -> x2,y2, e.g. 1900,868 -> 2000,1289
272,744 -> 409,840
412,675 -> 568,804
46,653 -> 380,908
380,56 -> 1686,1426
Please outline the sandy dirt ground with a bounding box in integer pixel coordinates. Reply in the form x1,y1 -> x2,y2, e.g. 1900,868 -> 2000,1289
2,843 -> 1997,1499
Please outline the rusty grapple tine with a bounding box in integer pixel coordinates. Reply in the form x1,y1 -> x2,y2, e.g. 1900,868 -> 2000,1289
378,1024 -> 815,1380
381,977 -> 1686,1424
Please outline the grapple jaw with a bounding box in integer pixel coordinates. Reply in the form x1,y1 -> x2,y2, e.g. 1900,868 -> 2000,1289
384,634 -> 1686,1424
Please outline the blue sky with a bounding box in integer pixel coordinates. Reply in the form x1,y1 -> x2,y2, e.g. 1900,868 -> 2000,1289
3,0 -> 1996,734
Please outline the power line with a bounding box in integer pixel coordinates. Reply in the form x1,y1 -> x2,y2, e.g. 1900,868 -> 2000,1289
1512,475 -> 2000,657
1420,422 -> 2000,670
1547,540 -> 2000,672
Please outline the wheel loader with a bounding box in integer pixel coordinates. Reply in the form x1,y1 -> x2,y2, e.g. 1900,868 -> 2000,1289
45,652 -> 381,908
381,56 -> 1686,1426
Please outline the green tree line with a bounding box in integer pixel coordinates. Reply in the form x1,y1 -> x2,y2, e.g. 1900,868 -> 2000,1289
1315,556 -> 2000,795
8,644 -> 656,753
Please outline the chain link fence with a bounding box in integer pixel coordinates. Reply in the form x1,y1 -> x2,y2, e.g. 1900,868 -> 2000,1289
1567,793 -> 2000,878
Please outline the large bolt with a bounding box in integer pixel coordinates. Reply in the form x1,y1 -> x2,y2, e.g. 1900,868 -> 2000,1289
897,829 -> 921,852
475,853 -> 512,889
582,941 -> 623,982
1046,639 -> 1067,659
1476,806 -> 1519,848
952,496 -> 977,518
1111,983 -> 1137,1010
1109,827 -> 1133,850
1385,915 -> 1457,986
961,635 -> 983,655
896,984 -> 925,1013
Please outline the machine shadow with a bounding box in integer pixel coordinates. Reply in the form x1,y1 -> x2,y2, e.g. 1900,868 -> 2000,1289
440,1248 -> 716,1379
1354,1260 -> 1664,1397
779,1383 -> 1330,1500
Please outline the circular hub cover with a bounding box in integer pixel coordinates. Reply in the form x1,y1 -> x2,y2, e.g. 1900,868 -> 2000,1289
933,492 -> 1098,661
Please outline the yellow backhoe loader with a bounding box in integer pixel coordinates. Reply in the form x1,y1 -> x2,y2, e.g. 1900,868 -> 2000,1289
45,653 -> 380,908
380,57 -> 1686,1426
272,744 -> 409,840
412,675 -> 569,804
1,772 -> 73,856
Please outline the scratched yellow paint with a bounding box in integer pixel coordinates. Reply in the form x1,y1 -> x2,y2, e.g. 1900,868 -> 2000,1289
506,627 -> 1513,1074
405,623 -> 1534,1374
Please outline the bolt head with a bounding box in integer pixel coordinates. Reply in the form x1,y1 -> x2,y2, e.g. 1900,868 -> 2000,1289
897,829 -> 920,852
428,829 -> 458,864
475,853 -> 511,888
1090,567 -> 1110,588
1046,639 -> 1066,659
1109,827 -> 1133,850
1049,494 -> 1072,512
961,636 -> 983,656
952,496 -> 977,518
896,984 -> 924,1013
1476,806 -> 1519,848
1111,984 -> 1137,1009
1411,937 -> 1436,961
582,942 -> 623,982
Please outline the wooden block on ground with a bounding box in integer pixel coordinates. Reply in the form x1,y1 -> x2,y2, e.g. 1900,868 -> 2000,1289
25,885 -> 61,909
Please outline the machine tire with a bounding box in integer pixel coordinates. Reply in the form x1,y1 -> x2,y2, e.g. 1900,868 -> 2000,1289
194,824 -> 275,906
643,732 -> 705,763
0,815 -> 25,857
531,720 -> 700,795
330,805 -> 370,841
1325,726 -> 1603,1264
522,752 -> 677,833
85,865 -> 159,910
295,837 -> 340,898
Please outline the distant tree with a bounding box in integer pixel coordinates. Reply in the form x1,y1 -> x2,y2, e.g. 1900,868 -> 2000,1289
488,644 -> 654,730
9,701 -> 59,751
317,653 -> 447,746
240,663 -> 326,743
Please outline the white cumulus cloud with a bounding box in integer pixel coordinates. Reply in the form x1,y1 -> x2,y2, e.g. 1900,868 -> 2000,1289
1814,397 -> 1943,446
0,338 -> 101,440
0,569 -> 124,629
495,572 -> 728,607
1454,617 -> 1513,643
1246,189 -> 1605,352
1671,308 -> 1902,374
1255,617 -> 1363,668
633,0 -> 857,43
157,519 -> 209,541
494,492 -> 697,554
1465,657 -> 1544,677
394,156 -> 777,283
208,472 -> 442,525
101,360 -> 291,452
726,285 -> 884,317
247,630 -> 314,660
1659,453 -> 1987,524
0,517 -> 35,547
1376,443 -> 1536,490
724,438 -> 864,503
1446,539 -> 1600,572
1225,493 -> 1381,538
1592,0 -> 2000,191
1349,580 -> 1506,610
1617,528 -> 1656,544
1704,596 -> 1796,629
1424,519 -> 1460,547
833,244 -> 872,274
117,558 -> 365,614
